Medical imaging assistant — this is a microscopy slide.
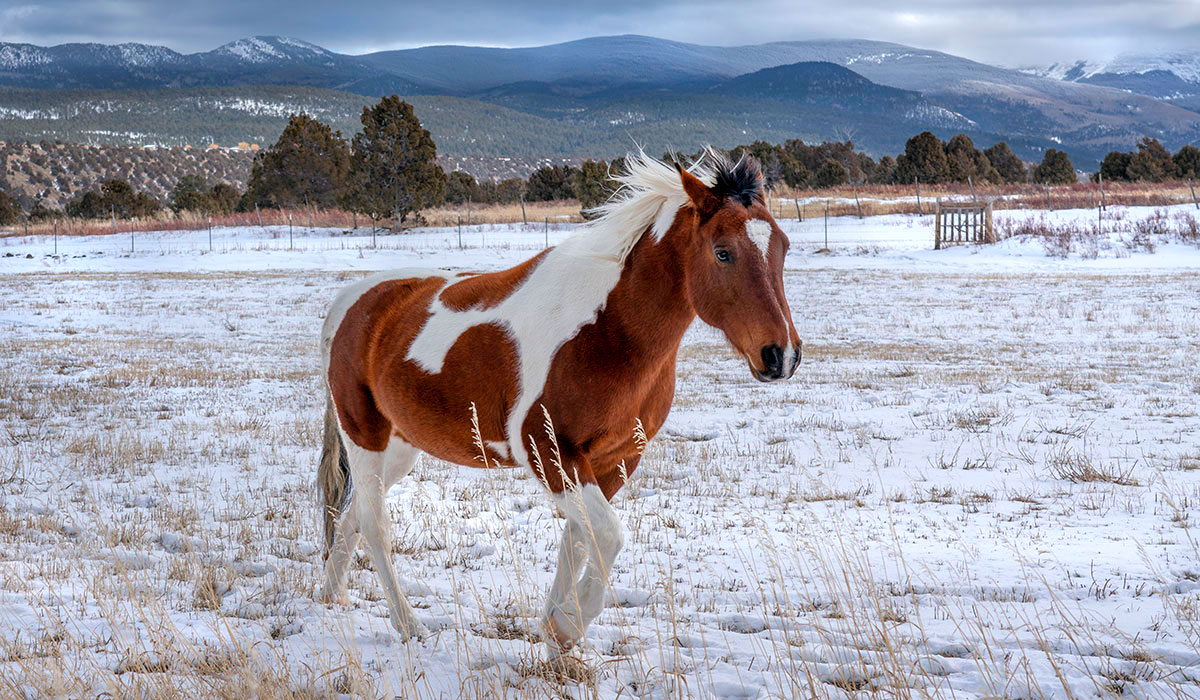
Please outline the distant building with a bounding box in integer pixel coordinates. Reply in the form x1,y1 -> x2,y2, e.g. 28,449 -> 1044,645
237,142 -> 250,150
250,144 -> 260,151
207,144 -> 220,150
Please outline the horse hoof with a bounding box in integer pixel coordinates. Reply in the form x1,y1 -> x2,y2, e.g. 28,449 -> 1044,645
394,618 -> 430,642
541,611 -> 580,653
318,587 -> 348,605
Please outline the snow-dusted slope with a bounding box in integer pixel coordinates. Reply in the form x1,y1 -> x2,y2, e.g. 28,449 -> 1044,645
1023,50 -> 1200,109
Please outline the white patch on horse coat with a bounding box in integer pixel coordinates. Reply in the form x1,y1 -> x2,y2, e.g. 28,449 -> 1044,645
746,219 -> 772,257
321,268 -> 454,370
485,440 -> 510,460
406,239 -> 623,469
404,152 -> 701,469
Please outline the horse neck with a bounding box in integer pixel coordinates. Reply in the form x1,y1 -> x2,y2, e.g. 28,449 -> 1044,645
603,212 -> 697,365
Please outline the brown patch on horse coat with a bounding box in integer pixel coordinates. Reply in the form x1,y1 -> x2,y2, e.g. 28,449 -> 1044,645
439,251 -> 548,311
329,274 -> 523,466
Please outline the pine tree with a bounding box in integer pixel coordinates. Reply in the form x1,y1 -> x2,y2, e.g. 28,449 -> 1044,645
983,142 -> 1026,184
209,183 -> 240,215
344,96 -> 445,229
1174,145 -> 1200,179
572,160 -> 614,214
245,113 -> 350,210
0,190 -> 19,226
1033,149 -> 1076,185
869,155 -> 897,185
170,174 -> 211,212
895,131 -> 950,184
525,165 -> 577,201
445,171 -> 478,205
1097,151 -> 1133,182
1126,137 -> 1178,182
812,160 -> 849,189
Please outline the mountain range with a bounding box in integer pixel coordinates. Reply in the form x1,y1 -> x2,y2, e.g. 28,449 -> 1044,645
1022,50 -> 1200,112
1,34 -> 1197,168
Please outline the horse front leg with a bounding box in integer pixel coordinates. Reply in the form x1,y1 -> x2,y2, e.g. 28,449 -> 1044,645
542,482 -> 624,653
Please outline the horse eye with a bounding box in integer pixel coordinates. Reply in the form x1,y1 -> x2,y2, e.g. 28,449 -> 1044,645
715,249 -> 733,264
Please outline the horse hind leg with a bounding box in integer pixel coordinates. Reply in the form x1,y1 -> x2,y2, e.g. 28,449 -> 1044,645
319,396 -> 358,604
322,493 -> 361,604
346,435 -> 429,640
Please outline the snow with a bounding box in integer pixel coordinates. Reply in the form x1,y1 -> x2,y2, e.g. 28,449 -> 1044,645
1023,51 -> 1200,84
2,205 -> 1200,698
0,44 -> 51,70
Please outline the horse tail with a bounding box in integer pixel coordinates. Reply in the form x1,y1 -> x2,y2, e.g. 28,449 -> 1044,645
318,389 -> 351,559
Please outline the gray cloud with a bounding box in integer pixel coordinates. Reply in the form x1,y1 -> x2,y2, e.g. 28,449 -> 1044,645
0,1 -> 1196,66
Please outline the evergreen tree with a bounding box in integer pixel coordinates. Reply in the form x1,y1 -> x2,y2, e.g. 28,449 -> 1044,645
869,155 -> 897,185
1174,145 -> 1200,179
445,171 -> 478,205
983,142 -> 1026,183
525,165 -> 577,201
170,174 -> 211,212
1127,137 -> 1178,182
1033,149 -> 1076,184
344,96 -> 445,228
944,134 -> 1001,184
895,131 -> 950,184
572,159 -> 615,213
812,160 -> 849,189
245,113 -> 350,210
0,190 -> 19,226
100,179 -> 137,216
209,183 -> 240,215
495,178 -> 526,204
781,157 -> 810,188
1097,151 -> 1133,182
67,190 -> 106,219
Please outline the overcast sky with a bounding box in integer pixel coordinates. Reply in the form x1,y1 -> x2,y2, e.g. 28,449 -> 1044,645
1,1 -> 1197,66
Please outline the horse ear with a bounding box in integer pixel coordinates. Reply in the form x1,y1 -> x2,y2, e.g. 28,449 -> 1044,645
675,163 -> 721,219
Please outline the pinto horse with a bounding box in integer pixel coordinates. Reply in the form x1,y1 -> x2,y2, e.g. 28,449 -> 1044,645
317,150 -> 801,651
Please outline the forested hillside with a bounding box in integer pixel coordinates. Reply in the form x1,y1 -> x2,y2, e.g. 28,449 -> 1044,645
0,141 -> 254,209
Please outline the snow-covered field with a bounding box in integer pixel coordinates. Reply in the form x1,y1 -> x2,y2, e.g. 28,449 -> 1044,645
2,205 -> 1199,698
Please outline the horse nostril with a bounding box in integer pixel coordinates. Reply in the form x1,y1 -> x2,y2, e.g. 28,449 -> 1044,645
761,344 -> 784,377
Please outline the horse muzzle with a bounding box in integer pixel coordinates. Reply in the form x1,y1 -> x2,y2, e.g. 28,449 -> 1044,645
752,342 -> 801,382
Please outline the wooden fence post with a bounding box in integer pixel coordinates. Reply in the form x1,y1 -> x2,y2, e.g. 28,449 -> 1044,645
986,201 -> 995,243
1098,171 -> 1107,210
853,185 -> 863,218
823,201 -> 829,249
794,198 -> 802,221
915,178 -> 922,215
520,195 -> 527,226
934,199 -> 941,249
1043,183 -> 1053,212
1190,179 -> 1198,210
968,175 -> 977,204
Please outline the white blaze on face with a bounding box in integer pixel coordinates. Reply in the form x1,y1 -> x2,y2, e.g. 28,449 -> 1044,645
746,219 -> 772,258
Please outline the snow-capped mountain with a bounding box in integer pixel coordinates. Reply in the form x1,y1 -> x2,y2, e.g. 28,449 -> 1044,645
1023,50 -> 1200,110
204,36 -> 341,65
1,35 -> 1197,164
0,35 -> 421,93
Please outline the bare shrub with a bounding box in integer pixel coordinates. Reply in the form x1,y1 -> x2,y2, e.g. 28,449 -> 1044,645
1048,450 -> 1140,486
